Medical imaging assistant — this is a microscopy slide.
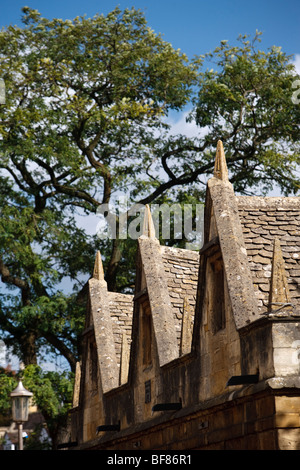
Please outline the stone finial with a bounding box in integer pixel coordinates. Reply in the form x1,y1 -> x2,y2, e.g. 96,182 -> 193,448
138,236 -> 179,365
142,204 -> 156,238
268,238 -> 292,313
93,250 -> 105,281
214,140 -> 229,181
180,297 -> 193,356
119,333 -> 130,386
72,362 -> 81,408
89,279 -> 119,392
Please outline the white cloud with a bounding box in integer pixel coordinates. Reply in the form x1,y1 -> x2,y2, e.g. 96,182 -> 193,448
166,111 -> 199,138
166,110 -> 210,140
292,54 -> 300,75
0,340 -> 20,370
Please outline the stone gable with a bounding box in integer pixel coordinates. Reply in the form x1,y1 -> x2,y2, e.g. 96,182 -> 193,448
237,196 -> 300,315
109,292 -> 133,366
69,141 -> 300,451
160,246 -> 199,349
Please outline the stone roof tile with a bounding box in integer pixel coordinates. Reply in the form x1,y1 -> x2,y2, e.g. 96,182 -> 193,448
237,196 -> 300,315
108,292 -> 133,367
160,246 -> 199,348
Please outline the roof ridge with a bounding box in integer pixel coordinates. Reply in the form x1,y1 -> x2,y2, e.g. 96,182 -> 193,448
237,195 -> 300,208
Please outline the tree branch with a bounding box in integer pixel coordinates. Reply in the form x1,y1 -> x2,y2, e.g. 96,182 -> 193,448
43,331 -> 77,372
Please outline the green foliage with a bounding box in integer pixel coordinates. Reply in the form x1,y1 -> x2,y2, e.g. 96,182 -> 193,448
23,424 -> 52,450
23,365 -> 74,421
22,365 -> 74,449
193,32 -> 300,195
0,367 -> 17,422
0,365 -> 74,449
0,6 -> 198,370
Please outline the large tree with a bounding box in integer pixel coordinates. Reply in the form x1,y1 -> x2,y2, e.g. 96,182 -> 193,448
192,32 -> 300,195
0,7 -> 198,369
0,9 -> 299,373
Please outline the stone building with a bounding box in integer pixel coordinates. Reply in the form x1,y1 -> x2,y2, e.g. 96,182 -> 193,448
69,141 -> 300,450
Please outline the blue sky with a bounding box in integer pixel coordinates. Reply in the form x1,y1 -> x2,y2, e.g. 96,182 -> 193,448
2,1 -> 299,126
1,0 -> 299,62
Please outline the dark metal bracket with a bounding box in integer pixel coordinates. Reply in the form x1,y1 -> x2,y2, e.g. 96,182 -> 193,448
226,374 -> 259,386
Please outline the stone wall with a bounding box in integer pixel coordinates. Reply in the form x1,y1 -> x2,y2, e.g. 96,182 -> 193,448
77,389 -> 300,450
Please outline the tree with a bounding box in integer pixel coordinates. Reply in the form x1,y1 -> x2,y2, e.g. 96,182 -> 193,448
22,365 -> 74,449
192,32 -> 300,195
0,366 -> 16,425
0,8 -> 299,376
0,7 -> 198,370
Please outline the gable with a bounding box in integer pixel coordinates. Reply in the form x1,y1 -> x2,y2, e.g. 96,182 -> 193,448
109,292 -> 133,369
70,140 -> 300,451
160,245 -> 199,351
206,177 -> 260,329
237,196 -> 300,315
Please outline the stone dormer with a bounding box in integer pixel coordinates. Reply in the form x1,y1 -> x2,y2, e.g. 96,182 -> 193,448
237,196 -> 300,316
69,141 -> 300,451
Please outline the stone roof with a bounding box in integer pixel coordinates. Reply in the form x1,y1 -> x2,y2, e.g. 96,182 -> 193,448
89,251 -> 133,369
109,292 -> 133,366
85,141 -> 299,391
237,196 -> 300,315
89,192 -> 299,371
160,245 -> 199,348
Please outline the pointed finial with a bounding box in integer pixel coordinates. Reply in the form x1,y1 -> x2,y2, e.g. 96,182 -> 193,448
180,297 -> 193,355
72,362 -> 81,408
268,238 -> 292,313
142,204 -> 156,238
93,250 -> 105,280
119,333 -> 130,385
214,140 -> 229,181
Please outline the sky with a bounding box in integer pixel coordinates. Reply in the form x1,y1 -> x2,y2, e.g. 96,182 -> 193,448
1,0 -> 299,133
1,0 -> 299,62
0,0 -> 299,370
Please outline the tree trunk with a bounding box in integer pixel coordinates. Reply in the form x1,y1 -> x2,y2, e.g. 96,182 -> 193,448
20,330 -> 38,365
106,238 -> 122,292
